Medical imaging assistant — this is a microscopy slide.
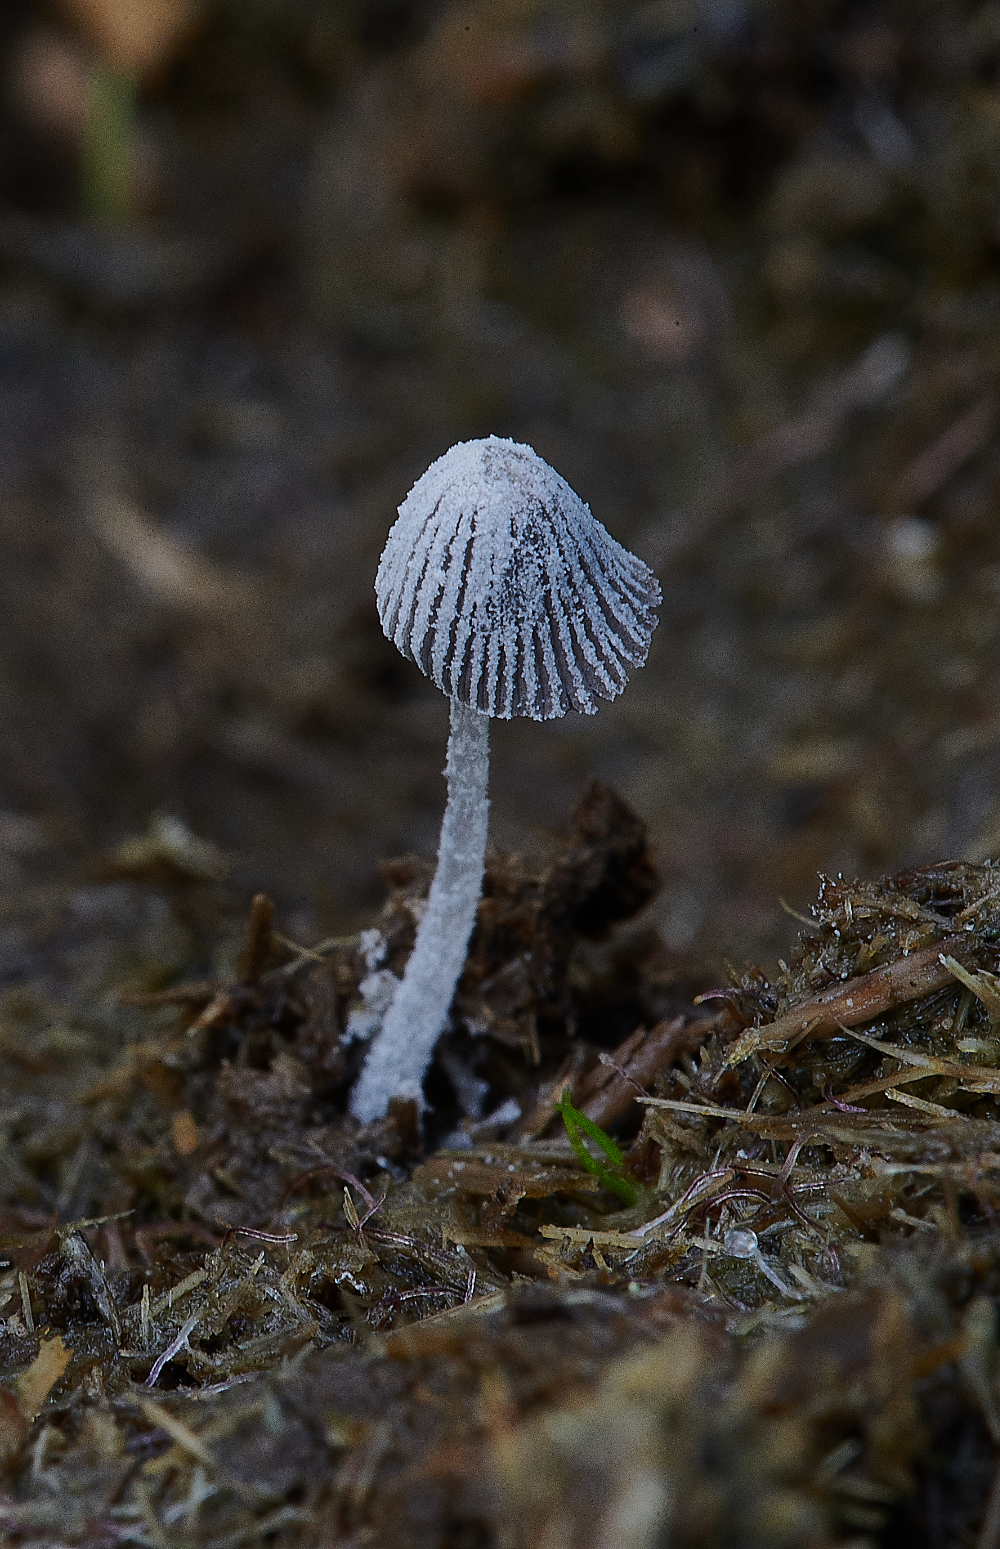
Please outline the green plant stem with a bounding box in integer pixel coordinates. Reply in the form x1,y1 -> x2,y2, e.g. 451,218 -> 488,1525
555,1088 -> 636,1206
82,62 -> 137,222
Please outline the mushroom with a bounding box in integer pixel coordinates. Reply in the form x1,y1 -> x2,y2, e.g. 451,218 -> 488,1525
349,436 -> 660,1123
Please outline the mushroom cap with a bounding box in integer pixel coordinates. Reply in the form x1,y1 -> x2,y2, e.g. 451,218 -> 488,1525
375,436 -> 661,721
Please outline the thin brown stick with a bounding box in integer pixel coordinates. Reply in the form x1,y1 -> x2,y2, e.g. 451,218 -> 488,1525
726,935 -> 972,1065
577,1015 -> 708,1130
118,982 -> 216,1007
237,893 -> 275,985
277,1162 -> 383,1216
843,1026 -> 1000,1092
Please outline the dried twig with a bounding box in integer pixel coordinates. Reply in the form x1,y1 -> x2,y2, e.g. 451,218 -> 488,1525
725,936 -> 972,1064
146,1312 -> 201,1388
237,893 -> 274,985
575,1015 -> 708,1129
843,1026 -> 1000,1093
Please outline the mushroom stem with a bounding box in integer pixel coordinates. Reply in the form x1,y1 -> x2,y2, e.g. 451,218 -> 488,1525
350,696 -> 490,1122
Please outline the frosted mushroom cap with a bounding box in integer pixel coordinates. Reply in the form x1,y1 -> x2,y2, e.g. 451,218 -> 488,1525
376,436 -> 660,720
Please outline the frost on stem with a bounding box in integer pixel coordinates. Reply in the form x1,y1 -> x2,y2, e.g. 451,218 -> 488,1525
350,699 -> 489,1123
350,437 -> 660,1122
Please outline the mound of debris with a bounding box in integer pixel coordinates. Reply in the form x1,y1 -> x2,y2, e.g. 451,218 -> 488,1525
2,798 -> 1000,1545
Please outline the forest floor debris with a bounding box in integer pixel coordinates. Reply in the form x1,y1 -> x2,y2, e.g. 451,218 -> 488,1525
2,790 -> 1000,1543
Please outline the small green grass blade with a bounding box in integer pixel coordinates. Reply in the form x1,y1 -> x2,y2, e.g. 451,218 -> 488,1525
554,1088 -> 636,1206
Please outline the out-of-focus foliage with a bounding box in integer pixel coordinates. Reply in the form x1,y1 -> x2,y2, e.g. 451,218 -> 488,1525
2,0 -> 1000,965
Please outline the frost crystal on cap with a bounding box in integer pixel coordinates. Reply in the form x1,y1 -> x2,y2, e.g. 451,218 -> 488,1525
376,437 -> 661,720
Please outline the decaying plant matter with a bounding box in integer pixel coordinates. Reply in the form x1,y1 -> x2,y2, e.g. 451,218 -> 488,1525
3,816 -> 1000,1544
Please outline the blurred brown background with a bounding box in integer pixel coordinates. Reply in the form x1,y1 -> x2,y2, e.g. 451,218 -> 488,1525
1,0 -> 999,969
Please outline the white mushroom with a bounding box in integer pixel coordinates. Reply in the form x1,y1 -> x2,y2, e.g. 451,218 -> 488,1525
350,436 -> 660,1123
